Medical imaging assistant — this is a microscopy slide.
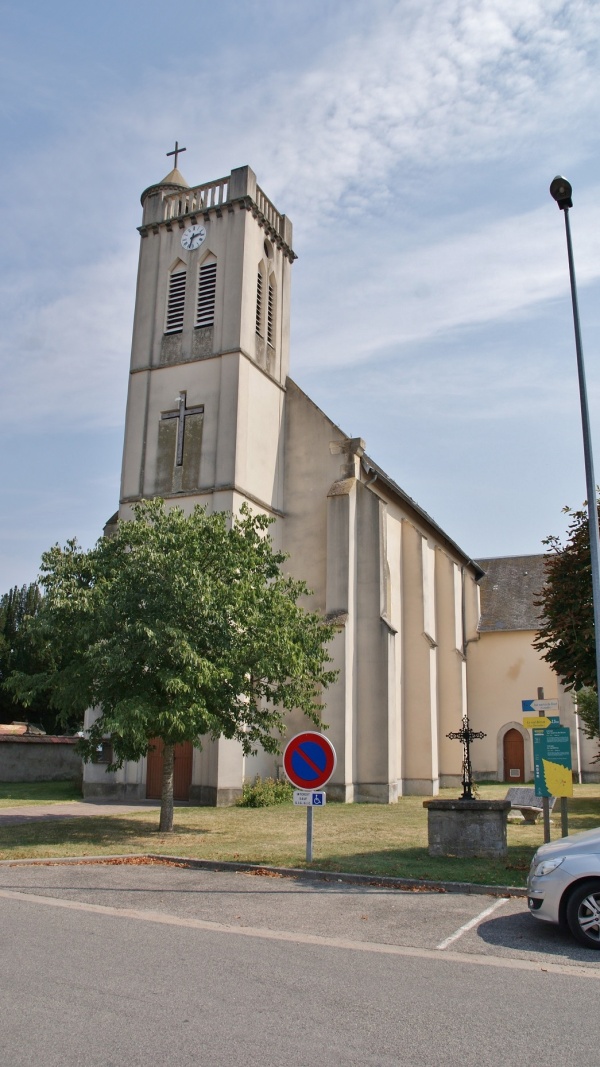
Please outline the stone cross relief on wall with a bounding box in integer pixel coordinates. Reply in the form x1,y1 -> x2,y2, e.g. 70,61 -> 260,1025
156,391 -> 204,494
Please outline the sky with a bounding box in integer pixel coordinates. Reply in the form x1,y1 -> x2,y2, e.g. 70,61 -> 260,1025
1,0 -> 600,591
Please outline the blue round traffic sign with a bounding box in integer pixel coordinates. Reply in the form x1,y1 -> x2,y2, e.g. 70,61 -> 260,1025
283,732 -> 337,790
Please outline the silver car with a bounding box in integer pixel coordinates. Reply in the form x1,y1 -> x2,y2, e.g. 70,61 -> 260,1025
527,826 -> 600,948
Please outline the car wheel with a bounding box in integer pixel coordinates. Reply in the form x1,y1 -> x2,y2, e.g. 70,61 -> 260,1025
566,880 -> 600,949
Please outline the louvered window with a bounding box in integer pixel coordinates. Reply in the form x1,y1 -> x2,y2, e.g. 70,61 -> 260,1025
256,270 -> 264,336
196,260 -> 217,327
165,268 -> 186,333
267,282 -> 275,346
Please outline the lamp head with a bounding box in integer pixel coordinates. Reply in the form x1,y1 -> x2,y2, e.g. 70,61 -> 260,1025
550,176 -> 573,210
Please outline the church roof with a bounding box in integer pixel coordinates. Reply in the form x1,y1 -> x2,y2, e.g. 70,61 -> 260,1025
361,453 -> 485,579
286,378 -> 484,578
158,167 -> 189,188
141,167 -> 190,205
475,554 -> 547,632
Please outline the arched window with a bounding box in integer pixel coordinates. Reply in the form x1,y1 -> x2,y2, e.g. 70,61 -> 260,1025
196,255 -> 217,328
165,262 -> 186,334
267,274 -> 276,348
256,263 -> 266,337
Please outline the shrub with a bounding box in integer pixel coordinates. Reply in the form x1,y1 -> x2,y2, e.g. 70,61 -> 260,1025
237,775 -> 293,807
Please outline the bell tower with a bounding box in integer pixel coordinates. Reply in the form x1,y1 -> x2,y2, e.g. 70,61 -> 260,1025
118,160 -> 296,523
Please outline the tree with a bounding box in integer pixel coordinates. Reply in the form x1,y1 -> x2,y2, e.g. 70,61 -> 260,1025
573,687 -> 599,747
0,583 -> 76,733
7,501 -> 337,831
533,502 -> 599,693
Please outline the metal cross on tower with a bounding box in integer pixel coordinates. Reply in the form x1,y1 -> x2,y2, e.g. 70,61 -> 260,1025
166,140 -> 187,170
161,392 -> 204,467
446,716 -> 486,801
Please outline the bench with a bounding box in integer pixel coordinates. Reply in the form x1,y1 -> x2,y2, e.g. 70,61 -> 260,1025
505,786 -> 556,823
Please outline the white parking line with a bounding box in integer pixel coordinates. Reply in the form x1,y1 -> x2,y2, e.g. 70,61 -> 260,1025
2,887 -> 600,978
436,897 -> 510,950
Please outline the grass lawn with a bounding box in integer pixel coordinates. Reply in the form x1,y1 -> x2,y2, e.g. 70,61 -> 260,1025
1,782 -> 599,887
0,780 -> 82,807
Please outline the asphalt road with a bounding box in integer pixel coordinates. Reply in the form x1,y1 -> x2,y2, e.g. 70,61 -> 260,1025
1,861 -> 599,1067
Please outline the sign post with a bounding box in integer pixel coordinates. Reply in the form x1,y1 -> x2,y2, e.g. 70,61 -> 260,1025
307,805 -> 313,862
283,732 -> 336,863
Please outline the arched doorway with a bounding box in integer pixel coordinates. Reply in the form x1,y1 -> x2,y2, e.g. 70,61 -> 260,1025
146,739 -> 193,800
503,728 -> 525,783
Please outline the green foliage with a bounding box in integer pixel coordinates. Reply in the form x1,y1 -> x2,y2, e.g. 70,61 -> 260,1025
6,501 -> 337,820
534,502 -> 600,692
574,686 -> 600,747
0,583 -> 77,734
237,775 -> 294,807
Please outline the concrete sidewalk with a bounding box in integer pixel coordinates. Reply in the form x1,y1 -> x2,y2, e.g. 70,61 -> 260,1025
0,800 -> 159,826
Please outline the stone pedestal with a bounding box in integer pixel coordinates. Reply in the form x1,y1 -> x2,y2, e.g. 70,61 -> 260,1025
423,798 -> 511,859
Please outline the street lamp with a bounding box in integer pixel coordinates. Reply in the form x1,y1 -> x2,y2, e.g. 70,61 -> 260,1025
550,176 -> 600,737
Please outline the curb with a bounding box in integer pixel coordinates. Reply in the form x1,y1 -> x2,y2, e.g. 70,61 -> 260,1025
0,852 -> 528,897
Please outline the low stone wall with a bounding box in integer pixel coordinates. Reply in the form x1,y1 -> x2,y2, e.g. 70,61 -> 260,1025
0,736 -> 83,783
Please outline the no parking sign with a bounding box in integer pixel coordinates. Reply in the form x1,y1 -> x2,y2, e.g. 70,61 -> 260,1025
283,732 -> 336,790
283,732 -> 336,862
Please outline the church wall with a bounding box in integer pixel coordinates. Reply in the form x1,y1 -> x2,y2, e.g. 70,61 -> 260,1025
385,511 -> 404,794
324,481 -> 358,800
467,630 -> 557,781
132,194 -> 247,373
234,194 -> 292,384
400,522 -> 440,795
467,630 -> 600,782
120,370 -> 150,501
282,380 -> 347,606
190,736 -> 245,806
234,357 -> 285,512
82,706 -> 146,800
219,205 -> 248,359
282,382 -> 360,799
355,487 -> 399,802
120,353 -> 239,505
436,554 -> 468,787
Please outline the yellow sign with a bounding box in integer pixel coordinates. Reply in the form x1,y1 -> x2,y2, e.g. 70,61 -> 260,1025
542,758 -> 573,797
523,716 -> 551,729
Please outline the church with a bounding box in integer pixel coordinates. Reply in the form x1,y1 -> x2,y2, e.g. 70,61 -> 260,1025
83,160 -> 598,803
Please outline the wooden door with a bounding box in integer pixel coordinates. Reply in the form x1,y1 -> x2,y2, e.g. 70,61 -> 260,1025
146,739 -> 193,800
503,728 -> 525,783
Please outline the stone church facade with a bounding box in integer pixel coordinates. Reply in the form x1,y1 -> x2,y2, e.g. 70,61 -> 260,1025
83,162 -> 597,803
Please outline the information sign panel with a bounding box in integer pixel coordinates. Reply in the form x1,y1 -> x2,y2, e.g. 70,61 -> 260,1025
533,724 -> 573,798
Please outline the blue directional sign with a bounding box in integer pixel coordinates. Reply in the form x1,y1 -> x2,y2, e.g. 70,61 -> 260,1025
522,698 -> 559,713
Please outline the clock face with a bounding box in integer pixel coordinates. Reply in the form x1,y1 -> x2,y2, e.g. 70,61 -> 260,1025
181,224 -> 206,251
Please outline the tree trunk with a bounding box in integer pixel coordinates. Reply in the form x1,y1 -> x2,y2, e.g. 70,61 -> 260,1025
159,742 -> 175,832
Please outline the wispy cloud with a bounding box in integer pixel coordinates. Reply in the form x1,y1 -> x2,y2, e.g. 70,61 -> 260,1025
0,247 -> 135,428
258,0 -> 600,217
293,188 -> 600,370
1,0 -> 598,433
